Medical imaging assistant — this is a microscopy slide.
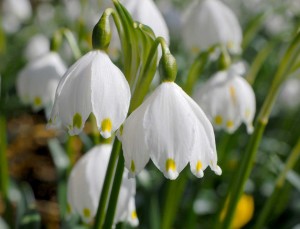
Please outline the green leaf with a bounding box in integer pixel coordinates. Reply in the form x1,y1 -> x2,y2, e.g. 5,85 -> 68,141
19,208 -> 41,229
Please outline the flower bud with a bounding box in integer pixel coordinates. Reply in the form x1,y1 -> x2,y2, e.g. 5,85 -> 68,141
159,42 -> 177,82
92,10 -> 112,50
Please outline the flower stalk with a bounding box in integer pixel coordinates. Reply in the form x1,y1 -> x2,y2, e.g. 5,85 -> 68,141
93,139 -> 122,229
0,115 -> 9,200
219,31 -> 300,229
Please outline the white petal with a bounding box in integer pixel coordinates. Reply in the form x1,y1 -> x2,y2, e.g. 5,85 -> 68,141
122,96 -> 151,177
234,76 -> 256,134
126,196 -> 139,227
182,0 -> 242,52
51,51 -> 96,135
144,82 -> 195,180
67,144 -> 112,223
122,0 -> 169,44
114,170 -> 136,225
90,51 -> 131,138
16,52 -> 66,111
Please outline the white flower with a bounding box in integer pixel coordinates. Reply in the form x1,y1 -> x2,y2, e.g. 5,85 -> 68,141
2,0 -> 32,34
67,144 -> 138,226
193,64 -> 256,134
24,34 -> 50,62
182,0 -> 242,54
16,52 -> 67,111
121,82 -> 221,180
109,0 -> 170,58
49,50 -> 131,138
278,78 -> 300,110
122,0 -> 169,43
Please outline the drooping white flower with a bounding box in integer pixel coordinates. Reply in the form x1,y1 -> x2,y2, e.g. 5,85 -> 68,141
122,0 -> 169,43
121,82 -> 221,180
193,64 -> 256,134
109,0 -> 170,58
24,34 -> 50,62
2,0 -> 32,34
49,50 -> 131,138
16,52 -> 67,111
67,144 -> 138,226
182,0 -> 242,54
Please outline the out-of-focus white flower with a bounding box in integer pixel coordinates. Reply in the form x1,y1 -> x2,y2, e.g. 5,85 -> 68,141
121,81 -> 221,180
24,34 -> 50,62
122,0 -> 169,43
109,0 -> 170,58
2,0 -> 32,33
67,144 -> 138,226
49,50 -> 131,138
193,63 -> 256,134
36,3 -> 55,24
278,78 -> 300,110
182,0 -> 242,54
17,52 -> 66,111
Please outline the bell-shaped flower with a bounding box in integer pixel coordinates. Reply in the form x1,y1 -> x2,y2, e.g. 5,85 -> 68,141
67,144 -> 138,226
182,0 -> 242,54
24,34 -> 50,62
2,0 -> 32,34
49,50 -> 131,138
193,64 -> 256,134
109,0 -> 170,58
16,52 -> 67,111
122,0 -> 169,44
121,81 -> 221,180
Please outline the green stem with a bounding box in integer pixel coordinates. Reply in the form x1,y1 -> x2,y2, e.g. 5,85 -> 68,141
0,115 -> 9,200
61,28 -> 82,59
161,171 -> 188,229
219,31 -> 300,229
245,41 -> 274,85
253,138 -> 300,229
183,51 -> 209,95
242,11 -> 269,50
51,28 -> 82,59
129,37 -> 165,112
93,139 -> 122,229
103,153 -> 125,229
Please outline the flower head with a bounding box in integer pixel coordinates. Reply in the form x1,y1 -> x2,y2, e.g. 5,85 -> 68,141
182,0 -> 242,54
121,81 -> 221,180
49,50 -> 131,138
193,64 -> 256,134
67,144 -> 138,226
16,52 -> 66,111
122,0 -> 169,43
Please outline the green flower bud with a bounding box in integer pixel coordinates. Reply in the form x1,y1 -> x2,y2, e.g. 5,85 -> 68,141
92,10 -> 112,50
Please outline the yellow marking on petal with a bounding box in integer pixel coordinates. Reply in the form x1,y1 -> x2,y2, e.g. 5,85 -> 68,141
245,109 -> 251,119
166,158 -> 176,172
130,160 -> 135,173
119,124 -> 124,136
214,115 -> 223,125
196,160 -> 203,172
33,96 -> 42,106
83,208 -> 91,218
67,203 -> 72,214
226,120 -> 234,129
191,46 -> 200,54
227,41 -> 234,50
131,210 -> 137,220
73,113 -> 82,129
229,86 -> 237,105
101,118 -> 112,132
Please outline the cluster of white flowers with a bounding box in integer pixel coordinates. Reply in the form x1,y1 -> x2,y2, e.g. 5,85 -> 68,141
14,0 -> 260,225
